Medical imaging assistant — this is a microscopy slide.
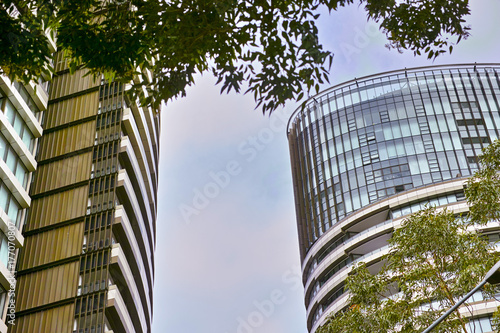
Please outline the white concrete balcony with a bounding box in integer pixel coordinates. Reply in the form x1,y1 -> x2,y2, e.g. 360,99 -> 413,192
106,285 -> 135,333
116,169 -> 154,273
122,107 -> 155,210
110,244 -> 148,333
0,110 -> 37,172
0,207 -> 23,248
306,245 -> 390,321
27,81 -> 48,114
114,206 -> 152,319
301,178 -> 467,276
0,157 -> 30,208
125,95 -> 157,180
0,76 -> 43,138
304,220 -> 395,306
310,292 -> 349,333
119,136 -> 155,233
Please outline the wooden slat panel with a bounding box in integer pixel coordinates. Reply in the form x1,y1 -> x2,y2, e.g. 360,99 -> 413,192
45,90 -> 99,129
25,186 -> 88,231
31,152 -> 92,195
16,262 -> 79,311
11,303 -> 75,333
37,120 -> 96,160
18,222 -> 84,270
49,70 -> 100,100
53,52 -> 69,73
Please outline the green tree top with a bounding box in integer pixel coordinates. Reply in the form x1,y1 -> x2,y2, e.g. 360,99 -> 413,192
1,0 -> 471,113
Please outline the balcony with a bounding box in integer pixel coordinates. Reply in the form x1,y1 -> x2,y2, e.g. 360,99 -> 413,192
105,285 -> 135,333
119,136 -> 155,231
109,244 -> 148,333
121,108 -> 155,211
306,245 -> 390,326
113,206 -> 152,318
0,76 -> 43,138
116,170 -> 154,276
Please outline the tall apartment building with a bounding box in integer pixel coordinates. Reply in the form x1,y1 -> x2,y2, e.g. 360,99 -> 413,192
287,64 -> 500,332
0,73 -> 48,332
9,51 -> 160,332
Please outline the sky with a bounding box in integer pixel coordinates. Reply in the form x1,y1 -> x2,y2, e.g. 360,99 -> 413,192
152,2 -> 500,333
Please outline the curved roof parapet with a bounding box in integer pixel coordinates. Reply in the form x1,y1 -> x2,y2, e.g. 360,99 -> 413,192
287,63 -> 500,134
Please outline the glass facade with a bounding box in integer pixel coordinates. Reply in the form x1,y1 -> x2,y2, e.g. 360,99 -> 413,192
287,64 -> 500,332
1,96 -> 36,153
289,64 -> 500,253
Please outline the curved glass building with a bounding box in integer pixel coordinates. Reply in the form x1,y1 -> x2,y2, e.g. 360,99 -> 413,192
287,64 -> 500,332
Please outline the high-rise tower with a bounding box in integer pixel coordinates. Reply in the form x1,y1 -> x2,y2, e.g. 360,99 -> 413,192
11,51 -> 159,332
0,73 -> 47,332
287,64 -> 500,332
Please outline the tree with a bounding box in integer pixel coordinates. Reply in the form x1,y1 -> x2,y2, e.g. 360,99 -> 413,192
318,207 -> 499,333
1,0 -> 471,113
466,139 -> 500,226
318,140 -> 500,333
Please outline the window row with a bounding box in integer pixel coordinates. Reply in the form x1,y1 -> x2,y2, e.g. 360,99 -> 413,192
89,175 -> 116,195
99,81 -> 123,99
310,117 -> 463,159
0,133 -> 28,188
0,233 -> 11,268
0,181 -> 21,228
305,166 -> 470,244
85,211 -> 113,232
96,109 -> 121,129
79,250 -> 109,272
74,293 -> 106,315
391,192 -> 465,219
297,68 -> 499,133
98,97 -> 123,114
12,81 -> 42,121
308,148 -> 468,201
92,141 -> 119,161
3,97 -> 35,152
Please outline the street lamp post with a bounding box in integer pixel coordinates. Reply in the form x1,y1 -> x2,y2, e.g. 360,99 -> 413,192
422,260 -> 500,333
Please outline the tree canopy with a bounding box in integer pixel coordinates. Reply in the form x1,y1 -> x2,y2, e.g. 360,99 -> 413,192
318,140 -> 500,332
1,0 -> 471,113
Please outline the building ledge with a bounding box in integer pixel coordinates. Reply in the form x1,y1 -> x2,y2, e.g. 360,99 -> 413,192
120,136 -> 155,227
106,285 -> 135,333
114,206 -> 152,313
116,169 -> 154,263
302,178 -> 467,274
0,158 -> 30,209
0,261 -> 13,293
122,107 -> 155,209
0,76 -> 43,138
0,208 -> 23,248
110,244 -> 148,333
0,111 -> 37,172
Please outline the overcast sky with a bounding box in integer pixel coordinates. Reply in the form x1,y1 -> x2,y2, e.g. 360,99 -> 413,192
153,2 -> 500,333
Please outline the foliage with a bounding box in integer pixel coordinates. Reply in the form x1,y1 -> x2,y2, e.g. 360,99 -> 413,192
318,207 -> 499,333
1,0 -> 471,113
319,140 -> 500,332
466,139 -> 500,225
